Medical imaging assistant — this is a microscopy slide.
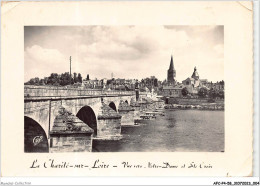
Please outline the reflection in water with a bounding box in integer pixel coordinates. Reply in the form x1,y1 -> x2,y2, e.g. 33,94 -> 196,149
92,110 -> 224,152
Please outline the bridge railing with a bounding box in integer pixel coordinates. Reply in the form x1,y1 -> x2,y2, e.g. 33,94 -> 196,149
24,85 -> 135,98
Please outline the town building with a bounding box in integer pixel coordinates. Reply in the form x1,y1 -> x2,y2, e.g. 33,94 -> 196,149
125,79 -> 136,90
162,84 -> 184,98
182,67 -> 202,94
83,78 -> 100,89
115,78 -> 125,85
181,67 -> 224,93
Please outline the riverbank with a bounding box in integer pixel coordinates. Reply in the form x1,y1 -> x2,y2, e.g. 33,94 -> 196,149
164,103 -> 224,111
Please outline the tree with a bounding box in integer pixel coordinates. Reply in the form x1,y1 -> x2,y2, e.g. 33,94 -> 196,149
48,73 -> 59,85
154,78 -> 158,87
34,77 -> 40,85
181,87 -> 188,97
73,72 -> 77,83
25,77 -> 40,85
209,88 -> 217,99
219,80 -> 224,85
26,71 -> 85,86
60,72 -> 71,86
218,90 -> 224,99
43,77 -> 48,84
107,79 -> 112,85
86,74 -> 90,80
39,79 -> 45,85
78,73 -> 82,83
198,87 -> 208,98
145,78 -> 150,87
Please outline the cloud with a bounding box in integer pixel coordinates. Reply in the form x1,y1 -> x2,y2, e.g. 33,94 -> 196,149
79,42 -> 143,61
24,45 -> 66,81
213,44 -> 224,56
25,45 -> 64,63
24,26 -> 224,82
76,26 -> 190,61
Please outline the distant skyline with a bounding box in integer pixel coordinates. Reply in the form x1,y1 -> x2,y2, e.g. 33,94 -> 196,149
24,26 -> 224,82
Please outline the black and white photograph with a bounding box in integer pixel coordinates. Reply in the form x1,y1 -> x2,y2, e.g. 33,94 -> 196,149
1,1 -> 256,180
24,26 -> 225,153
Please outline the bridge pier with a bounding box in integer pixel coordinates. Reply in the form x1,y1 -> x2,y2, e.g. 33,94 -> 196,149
96,102 -> 122,140
130,98 -> 144,120
118,100 -> 135,126
50,107 -> 94,152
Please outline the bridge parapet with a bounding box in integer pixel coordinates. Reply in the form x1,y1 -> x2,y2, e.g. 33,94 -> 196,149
24,85 -> 134,99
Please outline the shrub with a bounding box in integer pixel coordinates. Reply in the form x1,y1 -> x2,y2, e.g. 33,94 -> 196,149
181,87 -> 188,97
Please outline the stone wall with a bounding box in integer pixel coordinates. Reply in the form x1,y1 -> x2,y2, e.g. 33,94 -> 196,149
24,85 -> 134,98
131,106 -> 142,119
167,97 -> 224,105
24,100 -> 51,136
118,100 -> 135,126
97,118 -> 121,138
50,134 -> 92,152
49,107 -> 94,152
119,110 -> 135,126
97,102 -> 122,139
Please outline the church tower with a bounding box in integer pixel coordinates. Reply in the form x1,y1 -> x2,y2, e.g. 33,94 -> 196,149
191,66 -> 199,80
167,55 -> 176,85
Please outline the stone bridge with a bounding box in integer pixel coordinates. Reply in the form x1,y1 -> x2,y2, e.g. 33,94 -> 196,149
24,86 -> 156,153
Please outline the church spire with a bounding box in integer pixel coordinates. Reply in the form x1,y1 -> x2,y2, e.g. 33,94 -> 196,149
169,55 -> 174,70
167,55 -> 176,86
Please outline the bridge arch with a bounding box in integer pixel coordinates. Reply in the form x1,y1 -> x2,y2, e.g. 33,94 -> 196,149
109,102 -> 117,112
76,106 -> 97,135
24,116 -> 49,153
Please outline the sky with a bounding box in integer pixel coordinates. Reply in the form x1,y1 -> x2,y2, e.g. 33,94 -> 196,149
24,26 -> 224,83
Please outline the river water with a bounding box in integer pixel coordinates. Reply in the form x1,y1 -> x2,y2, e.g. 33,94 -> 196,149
92,109 -> 224,152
